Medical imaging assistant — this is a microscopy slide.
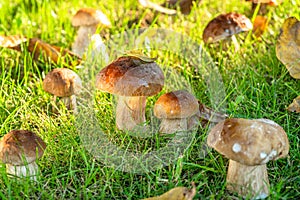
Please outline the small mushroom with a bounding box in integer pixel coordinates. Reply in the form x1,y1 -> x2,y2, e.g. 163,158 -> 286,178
207,118 -> 289,199
0,130 -> 46,180
71,8 -> 111,56
202,13 -> 253,50
154,90 -> 199,134
275,16 -> 300,79
95,56 -> 164,131
43,68 -> 82,113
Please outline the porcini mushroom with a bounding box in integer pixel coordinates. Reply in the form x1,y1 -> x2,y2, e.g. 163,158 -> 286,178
95,56 -> 164,131
202,13 -> 253,50
43,68 -> 82,113
71,8 -> 111,56
0,130 -> 46,180
246,0 -> 282,15
154,90 -> 199,134
207,118 -> 289,199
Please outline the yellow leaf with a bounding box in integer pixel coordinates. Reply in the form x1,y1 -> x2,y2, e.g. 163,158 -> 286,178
142,182 -> 196,200
276,17 -> 300,79
287,96 -> 300,113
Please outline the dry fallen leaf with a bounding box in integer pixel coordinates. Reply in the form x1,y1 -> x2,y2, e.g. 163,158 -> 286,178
253,15 -> 268,38
138,0 -> 177,15
142,182 -> 196,200
0,35 -> 81,66
0,35 -> 27,51
287,96 -> 300,113
276,17 -> 300,79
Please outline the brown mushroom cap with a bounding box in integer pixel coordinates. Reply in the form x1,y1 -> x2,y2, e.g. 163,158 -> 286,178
95,56 -> 164,97
207,118 -> 289,166
43,68 -> 82,97
154,90 -> 199,119
202,13 -> 253,43
0,130 -> 46,166
72,8 -> 111,27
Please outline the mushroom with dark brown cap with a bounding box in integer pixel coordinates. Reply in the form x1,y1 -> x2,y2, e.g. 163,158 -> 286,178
95,56 -> 164,131
71,8 -> 111,56
43,68 -> 82,113
207,118 -> 289,199
154,90 -> 199,134
202,13 -> 253,50
0,130 -> 46,180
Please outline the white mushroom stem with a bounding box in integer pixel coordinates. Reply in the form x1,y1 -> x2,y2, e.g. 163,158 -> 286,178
72,25 -> 98,57
231,35 -> 240,52
6,162 -> 39,181
226,160 -> 270,199
116,96 -> 147,131
159,118 -> 188,134
59,95 -> 77,113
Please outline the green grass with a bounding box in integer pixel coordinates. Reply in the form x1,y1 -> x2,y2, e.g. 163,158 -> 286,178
0,0 -> 300,199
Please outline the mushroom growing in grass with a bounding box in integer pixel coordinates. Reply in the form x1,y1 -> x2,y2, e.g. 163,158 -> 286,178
0,130 -> 46,181
154,90 -> 199,134
95,56 -> 164,131
202,13 -> 253,51
72,8 -> 111,56
43,68 -> 82,113
207,118 -> 289,199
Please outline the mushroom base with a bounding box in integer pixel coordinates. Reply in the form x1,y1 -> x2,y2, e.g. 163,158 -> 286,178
116,96 -> 147,131
226,160 -> 269,199
159,118 -> 187,134
6,162 -> 39,181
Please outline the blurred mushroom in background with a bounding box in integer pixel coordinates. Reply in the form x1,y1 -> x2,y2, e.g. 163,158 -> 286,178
161,0 -> 201,15
0,130 -> 46,181
207,118 -> 289,199
71,8 -> 111,57
43,68 -> 82,113
245,0 -> 282,15
202,12 -> 253,51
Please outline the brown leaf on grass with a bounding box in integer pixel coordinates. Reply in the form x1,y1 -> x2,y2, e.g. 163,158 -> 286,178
287,96 -> 300,113
142,182 -> 196,200
275,17 -> 300,79
253,15 -> 268,38
0,35 -> 81,66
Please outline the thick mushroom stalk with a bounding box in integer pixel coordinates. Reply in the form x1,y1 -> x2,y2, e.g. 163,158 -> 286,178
154,90 -> 199,134
207,118 -> 289,199
116,96 -> 147,130
6,162 -> 39,181
72,25 -> 98,56
226,160 -> 269,199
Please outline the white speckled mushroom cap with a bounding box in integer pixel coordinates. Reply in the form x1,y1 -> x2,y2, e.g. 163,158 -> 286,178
72,8 -> 111,27
154,90 -> 199,119
0,130 -> 46,166
95,56 -> 164,97
207,118 -> 289,166
43,68 -> 82,97
202,12 -> 253,43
